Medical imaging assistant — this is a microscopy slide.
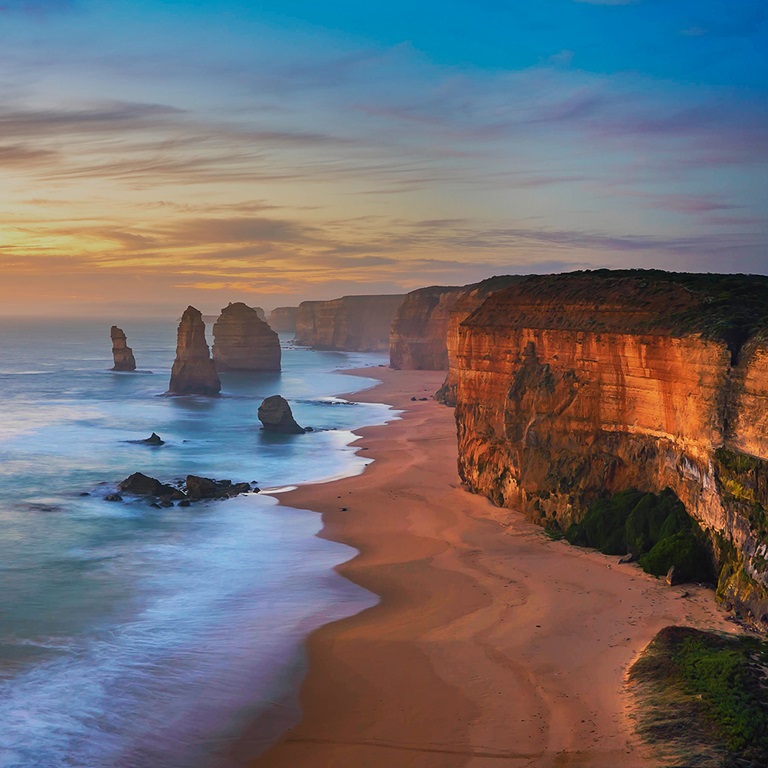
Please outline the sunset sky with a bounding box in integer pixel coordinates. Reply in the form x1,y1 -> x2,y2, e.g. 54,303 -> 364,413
1,0 -> 766,316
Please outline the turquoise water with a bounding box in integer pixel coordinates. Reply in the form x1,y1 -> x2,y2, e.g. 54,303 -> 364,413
0,319 -> 391,767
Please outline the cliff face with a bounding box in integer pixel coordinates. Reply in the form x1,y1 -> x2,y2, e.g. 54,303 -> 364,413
294,295 -> 405,352
168,306 -> 221,396
389,286 -> 465,370
212,302 -> 281,372
110,326 -> 136,371
436,275 -> 527,404
455,271 -> 768,622
269,306 -> 298,333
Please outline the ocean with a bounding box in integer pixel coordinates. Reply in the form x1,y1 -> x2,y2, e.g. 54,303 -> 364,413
0,318 -> 392,768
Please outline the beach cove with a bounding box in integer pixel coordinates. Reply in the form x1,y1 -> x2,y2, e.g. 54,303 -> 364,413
249,368 -> 737,768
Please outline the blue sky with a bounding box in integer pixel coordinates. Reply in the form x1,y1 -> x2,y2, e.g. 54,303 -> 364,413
0,0 -> 766,314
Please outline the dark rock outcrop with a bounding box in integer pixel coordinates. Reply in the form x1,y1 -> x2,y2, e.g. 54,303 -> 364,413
454,269 -> 768,623
127,432 -> 164,446
294,294 -> 405,351
185,475 -> 251,500
212,302 -> 281,372
118,472 -> 177,496
110,326 -> 136,371
389,286 -> 466,370
168,306 -> 221,396
269,306 -> 299,333
258,395 -> 305,434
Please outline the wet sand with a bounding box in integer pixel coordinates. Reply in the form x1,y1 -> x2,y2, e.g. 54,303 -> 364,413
248,367 -> 734,768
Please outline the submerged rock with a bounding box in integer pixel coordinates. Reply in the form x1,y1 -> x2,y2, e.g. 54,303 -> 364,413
257,395 -> 305,434
168,306 -> 221,396
110,326 -> 136,371
127,432 -> 165,446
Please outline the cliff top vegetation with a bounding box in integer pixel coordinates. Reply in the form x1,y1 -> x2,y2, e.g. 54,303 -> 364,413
466,269 -> 768,364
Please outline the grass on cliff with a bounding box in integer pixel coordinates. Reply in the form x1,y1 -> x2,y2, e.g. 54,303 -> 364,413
564,488 -> 713,583
628,626 -> 768,767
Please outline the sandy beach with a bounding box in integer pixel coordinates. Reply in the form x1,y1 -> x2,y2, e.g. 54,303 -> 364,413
248,367 -> 736,768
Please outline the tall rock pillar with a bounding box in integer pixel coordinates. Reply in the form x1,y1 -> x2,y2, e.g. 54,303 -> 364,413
168,306 -> 221,396
110,326 -> 136,371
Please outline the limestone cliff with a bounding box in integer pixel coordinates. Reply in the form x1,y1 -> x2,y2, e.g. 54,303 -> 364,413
212,302 -> 281,372
436,275 -> 527,404
389,285 -> 465,370
454,270 -> 768,623
168,306 -> 221,396
269,306 -> 298,333
110,326 -> 136,371
294,294 -> 405,352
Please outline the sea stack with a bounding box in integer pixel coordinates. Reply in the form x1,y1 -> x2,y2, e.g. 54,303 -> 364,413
257,395 -> 305,434
168,306 -> 221,396
110,326 -> 136,371
212,302 -> 281,372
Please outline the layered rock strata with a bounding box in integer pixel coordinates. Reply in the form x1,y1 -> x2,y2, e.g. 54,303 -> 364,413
294,294 -> 405,351
110,326 -> 136,371
269,306 -> 299,333
168,306 -> 221,396
454,270 -> 768,622
389,285 -> 466,370
212,302 -> 281,372
436,275 -> 526,404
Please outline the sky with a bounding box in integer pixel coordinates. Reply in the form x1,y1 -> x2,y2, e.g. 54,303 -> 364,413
0,0 -> 766,316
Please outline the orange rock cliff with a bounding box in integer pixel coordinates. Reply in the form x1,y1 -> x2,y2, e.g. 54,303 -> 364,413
389,277 -> 527,378
454,271 -> 768,623
389,285 -> 466,370
294,294 -> 405,352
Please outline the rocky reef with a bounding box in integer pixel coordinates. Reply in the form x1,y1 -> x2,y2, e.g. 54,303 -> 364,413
212,302 -> 281,372
257,395 -> 305,434
389,285 -> 466,370
454,270 -> 768,623
110,326 -> 136,371
269,306 -> 299,333
294,294 -> 405,351
168,306 -> 221,396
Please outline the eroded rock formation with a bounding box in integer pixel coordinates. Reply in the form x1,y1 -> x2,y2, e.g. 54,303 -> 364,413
212,302 -> 281,372
269,306 -> 299,333
258,395 -> 305,434
110,326 -> 136,371
389,286 -> 466,370
168,306 -> 221,396
454,270 -> 768,622
294,294 -> 405,351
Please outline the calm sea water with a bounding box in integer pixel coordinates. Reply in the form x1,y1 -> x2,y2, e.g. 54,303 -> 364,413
0,318 -> 392,768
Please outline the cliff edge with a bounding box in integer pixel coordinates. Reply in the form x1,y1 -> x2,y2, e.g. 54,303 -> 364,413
455,270 -> 768,623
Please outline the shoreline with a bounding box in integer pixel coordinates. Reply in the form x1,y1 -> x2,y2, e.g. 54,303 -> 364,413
241,367 -> 737,768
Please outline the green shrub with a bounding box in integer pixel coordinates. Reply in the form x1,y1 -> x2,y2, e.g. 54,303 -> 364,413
566,488 -> 712,583
639,530 -> 712,582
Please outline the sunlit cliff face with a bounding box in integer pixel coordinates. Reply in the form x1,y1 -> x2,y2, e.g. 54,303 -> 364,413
1,0 -> 766,316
